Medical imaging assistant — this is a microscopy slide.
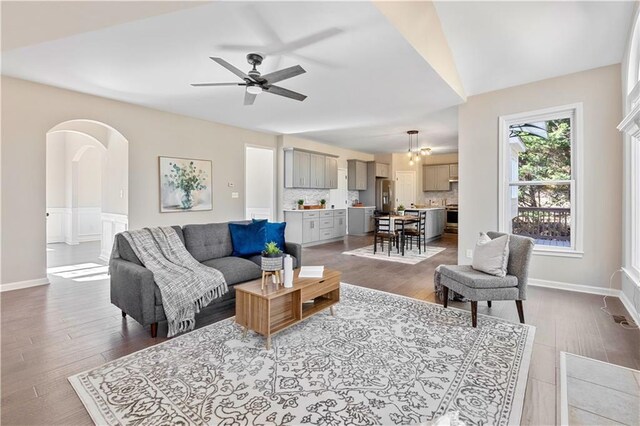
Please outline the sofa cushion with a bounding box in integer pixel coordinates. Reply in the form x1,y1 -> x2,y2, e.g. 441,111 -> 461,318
439,265 -> 518,289
183,223 -> 234,262
202,256 -> 262,285
116,225 -> 184,266
153,256 -> 261,306
229,220 -> 267,257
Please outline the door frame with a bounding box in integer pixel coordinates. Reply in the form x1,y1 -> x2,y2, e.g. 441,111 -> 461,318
244,144 -> 276,221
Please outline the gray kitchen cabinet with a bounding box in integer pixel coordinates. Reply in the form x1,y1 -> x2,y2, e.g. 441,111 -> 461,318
285,148 -> 338,189
449,164 -> 458,180
284,209 -> 346,247
425,208 -> 446,239
423,164 -> 451,191
348,207 -> 375,235
325,156 -> 338,189
375,162 -> 390,178
348,160 -> 367,190
310,154 -> 325,189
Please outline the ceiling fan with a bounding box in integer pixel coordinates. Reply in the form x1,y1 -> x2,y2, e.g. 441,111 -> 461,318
191,53 -> 307,105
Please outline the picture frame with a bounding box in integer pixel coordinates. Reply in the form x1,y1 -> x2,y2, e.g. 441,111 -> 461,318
159,156 -> 213,213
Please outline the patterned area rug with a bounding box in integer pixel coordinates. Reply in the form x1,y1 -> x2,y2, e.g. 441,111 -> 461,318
342,244 -> 446,264
69,284 -> 535,426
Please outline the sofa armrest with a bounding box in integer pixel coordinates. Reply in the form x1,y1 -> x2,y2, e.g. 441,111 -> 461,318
284,242 -> 303,267
109,258 -> 157,326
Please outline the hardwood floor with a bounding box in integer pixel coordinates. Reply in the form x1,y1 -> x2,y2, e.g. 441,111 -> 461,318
1,236 -> 638,425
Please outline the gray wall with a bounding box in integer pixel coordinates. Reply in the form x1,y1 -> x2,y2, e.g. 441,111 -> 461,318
1,76 -> 277,286
458,65 -> 624,290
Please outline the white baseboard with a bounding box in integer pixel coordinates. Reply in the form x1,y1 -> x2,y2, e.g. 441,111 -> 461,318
618,290 -> 640,327
528,278 -> 619,297
78,234 -> 101,243
529,278 -> 639,325
0,277 -> 50,292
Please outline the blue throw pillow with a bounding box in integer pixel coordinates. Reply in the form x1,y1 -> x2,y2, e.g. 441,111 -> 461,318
229,220 -> 266,257
252,219 -> 286,251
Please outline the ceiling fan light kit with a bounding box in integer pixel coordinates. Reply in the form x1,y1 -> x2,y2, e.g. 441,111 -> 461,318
191,53 -> 307,105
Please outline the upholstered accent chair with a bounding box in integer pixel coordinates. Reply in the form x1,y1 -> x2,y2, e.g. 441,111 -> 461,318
439,232 -> 535,327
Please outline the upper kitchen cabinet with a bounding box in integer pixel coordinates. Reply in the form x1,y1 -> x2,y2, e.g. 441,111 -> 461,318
347,160 -> 368,190
423,164 -> 452,191
449,164 -> 458,180
374,162 -> 390,178
325,156 -> 338,189
284,148 -> 338,189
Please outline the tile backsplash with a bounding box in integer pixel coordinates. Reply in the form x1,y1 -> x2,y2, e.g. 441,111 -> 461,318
283,189 -> 360,209
423,182 -> 458,206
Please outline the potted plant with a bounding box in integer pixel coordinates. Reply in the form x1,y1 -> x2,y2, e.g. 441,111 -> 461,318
261,241 -> 283,271
397,204 -> 405,216
297,199 -> 304,210
320,199 -> 326,209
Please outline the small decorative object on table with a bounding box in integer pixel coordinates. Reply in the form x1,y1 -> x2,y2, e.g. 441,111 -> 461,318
397,204 -> 405,216
297,199 -> 304,210
320,199 -> 326,209
260,241 -> 283,289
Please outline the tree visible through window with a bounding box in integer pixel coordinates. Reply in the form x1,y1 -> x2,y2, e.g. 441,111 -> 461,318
507,116 -> 574,248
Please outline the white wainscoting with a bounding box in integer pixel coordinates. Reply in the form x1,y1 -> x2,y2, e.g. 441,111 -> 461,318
78,207 -> 102,242
100,213 -> 128,261
46,208 -> 66,243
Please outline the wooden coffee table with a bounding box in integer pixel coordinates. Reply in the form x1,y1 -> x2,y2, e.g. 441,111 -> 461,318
235,268 -> 341,349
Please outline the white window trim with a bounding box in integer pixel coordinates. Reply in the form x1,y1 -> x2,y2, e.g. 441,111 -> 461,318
498,103 -> 584,257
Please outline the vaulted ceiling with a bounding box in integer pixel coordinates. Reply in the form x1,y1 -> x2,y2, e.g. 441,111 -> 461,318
1,1 -> 635,154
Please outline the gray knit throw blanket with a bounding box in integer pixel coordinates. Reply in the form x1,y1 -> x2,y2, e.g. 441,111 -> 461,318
112,227 -> 228,337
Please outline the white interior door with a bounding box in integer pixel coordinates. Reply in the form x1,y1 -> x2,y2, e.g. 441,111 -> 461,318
395,171 -> 416,208
329,168 -> 348,209
245,146 -> 274,221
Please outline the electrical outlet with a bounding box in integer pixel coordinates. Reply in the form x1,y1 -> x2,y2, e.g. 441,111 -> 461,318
231,192 -> 239,199
466,249 -> 473,258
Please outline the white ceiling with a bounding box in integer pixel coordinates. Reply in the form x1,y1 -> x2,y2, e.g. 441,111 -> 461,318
1,1 -> 463,154
434,1 -> 635,96
2,1 -> 635,154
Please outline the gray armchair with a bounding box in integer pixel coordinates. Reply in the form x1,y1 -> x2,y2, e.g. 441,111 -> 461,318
439,232 -> 534,327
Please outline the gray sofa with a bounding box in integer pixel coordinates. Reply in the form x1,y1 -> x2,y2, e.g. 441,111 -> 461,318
110,222 -> 302,337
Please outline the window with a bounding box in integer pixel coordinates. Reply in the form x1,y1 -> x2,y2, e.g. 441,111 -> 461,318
499,104 -> 583,256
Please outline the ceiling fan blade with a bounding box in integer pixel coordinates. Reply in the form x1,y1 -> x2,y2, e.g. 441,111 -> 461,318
191,82 -> 245,87
210,57 -> 250,81
244,90 -> 257,106
263,85 -> 307,102
268,28 -> 343,56
261,65 -> 306,84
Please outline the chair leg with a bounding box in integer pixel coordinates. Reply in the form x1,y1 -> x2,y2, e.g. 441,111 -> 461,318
471,301 -> 478,327
487,301 -> 492,308
516,300 -> 525,324
442,286 -> 449,308
121,310 -> 126,318
150,322 -> 158,338
374,236 -> 377,254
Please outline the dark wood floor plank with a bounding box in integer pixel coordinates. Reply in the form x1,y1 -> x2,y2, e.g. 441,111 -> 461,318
1,237 -> 639,426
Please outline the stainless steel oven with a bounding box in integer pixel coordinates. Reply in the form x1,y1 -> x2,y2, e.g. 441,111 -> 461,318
446,204 -> 458,233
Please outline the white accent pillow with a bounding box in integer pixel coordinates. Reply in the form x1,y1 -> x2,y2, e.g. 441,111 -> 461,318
471,233 -> 510,277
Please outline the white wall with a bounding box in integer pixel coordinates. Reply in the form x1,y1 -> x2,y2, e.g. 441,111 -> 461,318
458,65 -> 623,290
245,146 -> 274,220
1,76 -> 276,287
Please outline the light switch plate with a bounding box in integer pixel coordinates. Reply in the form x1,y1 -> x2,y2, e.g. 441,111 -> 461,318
231,192 -> 239,199
466,249 -> 473,258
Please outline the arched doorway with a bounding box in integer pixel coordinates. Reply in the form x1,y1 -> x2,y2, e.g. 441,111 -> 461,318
45,120 -> 129,274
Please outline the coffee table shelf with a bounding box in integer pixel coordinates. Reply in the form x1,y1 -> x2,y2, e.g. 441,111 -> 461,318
235,269 -> 341,349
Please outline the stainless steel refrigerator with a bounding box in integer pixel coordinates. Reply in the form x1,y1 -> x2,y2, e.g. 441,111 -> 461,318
376,179 -> 394,213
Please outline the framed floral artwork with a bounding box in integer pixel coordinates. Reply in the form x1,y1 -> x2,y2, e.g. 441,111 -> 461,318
159,156 -> 212,212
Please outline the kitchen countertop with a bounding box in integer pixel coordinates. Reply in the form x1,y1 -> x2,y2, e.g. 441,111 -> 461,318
283,208 -> 346,212
348,206 -> 376,209
410,207 -> 446,210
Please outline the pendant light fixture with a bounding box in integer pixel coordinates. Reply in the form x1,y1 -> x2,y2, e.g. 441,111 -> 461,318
407,130 -> 432,165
